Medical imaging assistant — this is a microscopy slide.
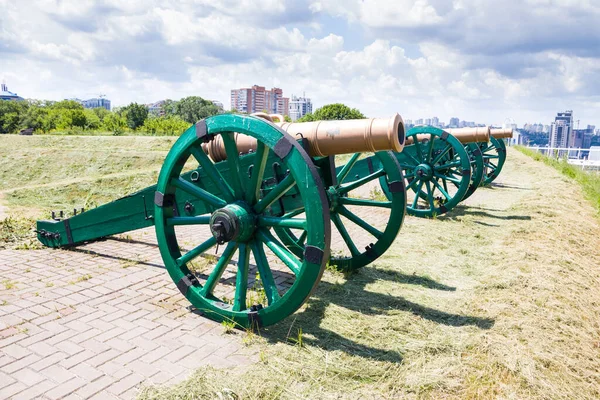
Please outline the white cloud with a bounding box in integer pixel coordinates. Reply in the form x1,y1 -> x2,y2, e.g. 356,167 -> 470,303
0,0 -> 599,127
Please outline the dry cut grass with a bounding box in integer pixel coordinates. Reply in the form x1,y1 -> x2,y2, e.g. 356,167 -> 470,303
138,148 -> 600,399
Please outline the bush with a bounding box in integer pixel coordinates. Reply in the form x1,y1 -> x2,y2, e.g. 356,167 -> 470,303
143,115 -> 190,136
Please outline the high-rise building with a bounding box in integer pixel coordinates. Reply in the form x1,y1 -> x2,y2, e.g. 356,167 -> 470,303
415,118 -> 423,125
288,95 -> 312,121
81,98 -> 111,110
549,110 -> 573,148
449,117 -> 459,128
431,117 -> 439,127
424,118 -> 432,126
230,85 -> 289,116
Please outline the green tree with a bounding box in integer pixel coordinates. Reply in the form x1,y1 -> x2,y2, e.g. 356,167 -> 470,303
0,100 -> 28,133
175,96 -> 220,124
103,112 -> 127,135
92,107 -> 110,122
122,103 -> 148,130
50,100 -> 84,110
83,109 -> 101,130
142,115 -> 189,136
160,99 -> 178,116
297,103 -> 366,122
20,102 -> 49,132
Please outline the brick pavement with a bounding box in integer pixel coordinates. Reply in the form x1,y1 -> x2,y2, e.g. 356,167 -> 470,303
0,227 -> 258,400
0,177 -> 391,399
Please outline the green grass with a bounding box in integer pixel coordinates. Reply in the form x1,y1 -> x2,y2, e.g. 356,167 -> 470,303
516,145 -> 600,216
0,215 -> 40,250
0,135 -> 176,215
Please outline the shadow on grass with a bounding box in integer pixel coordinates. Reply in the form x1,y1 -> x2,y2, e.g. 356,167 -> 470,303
438,205 -> 532,221
488,183 -> 533,190
261,266 -> 494,363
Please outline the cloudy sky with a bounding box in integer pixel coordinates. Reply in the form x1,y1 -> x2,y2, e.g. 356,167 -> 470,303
1,0 -> 599,127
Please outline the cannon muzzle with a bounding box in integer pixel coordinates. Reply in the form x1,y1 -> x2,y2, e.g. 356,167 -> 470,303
202,114 -> 406,162
490,128 -> 513,139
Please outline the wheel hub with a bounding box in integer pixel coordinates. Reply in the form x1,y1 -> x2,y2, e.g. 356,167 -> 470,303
415,164 -> 433,181
209,203 -> 256,244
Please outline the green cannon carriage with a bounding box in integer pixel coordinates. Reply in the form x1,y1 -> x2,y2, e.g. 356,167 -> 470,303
37,113 -> 408,328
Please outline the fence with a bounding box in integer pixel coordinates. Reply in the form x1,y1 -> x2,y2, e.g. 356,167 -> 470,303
524,146 -> 600,172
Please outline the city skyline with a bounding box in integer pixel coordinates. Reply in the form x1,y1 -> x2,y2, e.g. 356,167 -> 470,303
5,77 -> 599,132
1,1 -> 599,128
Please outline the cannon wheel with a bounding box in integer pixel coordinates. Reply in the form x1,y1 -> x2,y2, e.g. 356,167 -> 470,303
154,114 -> 330,329
274,151 -> 406,272
381,126 -> 471,218
462,143 -> 485,201
480,136 -> 507,185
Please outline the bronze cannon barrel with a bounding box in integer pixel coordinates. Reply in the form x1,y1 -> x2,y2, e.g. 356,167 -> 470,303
405,126 -> 490,145
445,127 -> 490,144
202,114 -> 406,162
490,128 -> 513,139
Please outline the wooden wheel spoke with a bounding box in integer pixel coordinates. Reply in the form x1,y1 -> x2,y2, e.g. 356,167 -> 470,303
258,216 -> 307,230
425,181 -> 435,210
199,241 -> 237,296
176,236 -> 217,267
283,208 -> 305,218
167,215 -> 210,226
405,177 -> 420,192
245,142 -> 269,204
250,239 -> 280,305
171,177 -> 227,208
221,133 -> 245,199
297,230 -> 307,245
425,134 -> 435,162
337,153 -> 361,184
411,181 -> 424,208
432,179 -> 452,201
189,146 -> 235,202
338,169 -> 386,195
337,206 -> 383,239
431,143 -> 452,165
232,244 -> 249,311
257,229 -> 301,275
254,174 -> 296,214
413,138 -> 424,162
331,213 -> 360,257
339,197 -> 392,209
433,173 -> 461,184
434,160 -> 461,171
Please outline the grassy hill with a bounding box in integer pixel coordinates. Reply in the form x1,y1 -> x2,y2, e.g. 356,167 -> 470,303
1,135 -> 599,399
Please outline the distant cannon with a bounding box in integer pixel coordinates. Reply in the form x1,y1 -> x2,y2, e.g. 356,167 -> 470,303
354,126 -> 512,218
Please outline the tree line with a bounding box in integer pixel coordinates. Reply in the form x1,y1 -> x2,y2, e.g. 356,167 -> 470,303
0,99 -> 367,136
0,96 -> 222,135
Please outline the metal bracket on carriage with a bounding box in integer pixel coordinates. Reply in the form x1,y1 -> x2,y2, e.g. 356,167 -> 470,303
35,229 -> 61,240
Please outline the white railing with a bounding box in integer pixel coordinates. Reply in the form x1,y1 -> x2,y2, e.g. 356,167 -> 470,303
524,146 -> 600,171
